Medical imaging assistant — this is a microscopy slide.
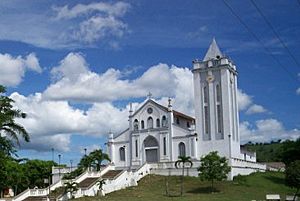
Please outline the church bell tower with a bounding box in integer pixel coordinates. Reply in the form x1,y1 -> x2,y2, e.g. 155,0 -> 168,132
192,39 -> 241,159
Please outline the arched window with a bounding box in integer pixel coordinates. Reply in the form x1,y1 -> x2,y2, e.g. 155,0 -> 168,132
156,118 -> 160,128
141,120 -> 145,129
216,84 -> 223,133
204,86 -> 209,103
133,119 -> 139,131
162,116 -> 167,127
147,117 -> 153,129
178,142 -> 186,157
119,147 -> 125,161
203,86 -> 210,134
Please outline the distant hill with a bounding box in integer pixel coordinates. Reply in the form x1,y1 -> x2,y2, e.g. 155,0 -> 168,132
244,138 -> 300,163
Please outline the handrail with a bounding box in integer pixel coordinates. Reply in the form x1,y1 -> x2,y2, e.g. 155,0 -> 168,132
13,188 -> 30,200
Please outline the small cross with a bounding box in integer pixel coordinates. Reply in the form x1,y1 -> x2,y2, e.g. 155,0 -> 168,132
147,92 -> 152,99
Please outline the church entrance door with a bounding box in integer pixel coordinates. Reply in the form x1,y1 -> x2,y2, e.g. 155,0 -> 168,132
143,136 -> 159,163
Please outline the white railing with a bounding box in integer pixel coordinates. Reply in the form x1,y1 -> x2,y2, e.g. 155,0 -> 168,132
134,163 -> 151,182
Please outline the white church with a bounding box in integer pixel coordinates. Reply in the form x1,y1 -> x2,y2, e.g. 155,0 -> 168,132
107,39 -> 266,178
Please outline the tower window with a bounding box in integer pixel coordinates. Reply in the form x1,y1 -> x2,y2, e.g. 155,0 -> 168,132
204,106 -> 209,134
204,86 -> 209,103
216,84 -> 221,102
187,122 -> 190,128
216,84 -> 223,134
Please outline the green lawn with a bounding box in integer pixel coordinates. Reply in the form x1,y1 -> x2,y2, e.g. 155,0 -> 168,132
72,172 -> 295,201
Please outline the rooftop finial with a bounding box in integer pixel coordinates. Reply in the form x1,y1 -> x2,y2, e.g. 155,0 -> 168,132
203,38 -> 223,61
147,92 -> 152,99
129,103 -> 133,116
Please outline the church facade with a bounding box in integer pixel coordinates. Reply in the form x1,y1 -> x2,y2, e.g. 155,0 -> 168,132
107,39 -> 265,177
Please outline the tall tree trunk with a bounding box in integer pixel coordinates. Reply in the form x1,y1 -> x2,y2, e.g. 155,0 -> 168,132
293,188 -> 299,201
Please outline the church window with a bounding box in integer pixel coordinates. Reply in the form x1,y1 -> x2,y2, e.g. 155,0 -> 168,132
190,138 -> 194,156
216,84 -> 223,134
178,142 -> 186,157
162,116 -> 167,127
204,86 -> 209,103
156,118 -> 160,127
203,86 -> 210,134
216,84 -> 221,102
204,106 -> 209,134
163,137 -> 167,155
187,122 -> 190,128
135,140 -> 138,157
119,147 -> 125,161
176,118 -> 180,125
141,120 -> 145,129
133,119 -> 139,131
147,117 -> 153,129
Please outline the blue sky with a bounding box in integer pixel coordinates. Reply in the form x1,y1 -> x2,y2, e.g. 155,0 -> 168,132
0,0 -> 299,165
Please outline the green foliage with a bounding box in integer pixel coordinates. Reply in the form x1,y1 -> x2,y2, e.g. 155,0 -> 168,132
244,138 -> 300,163
64,149 -> 110,180
198,151 -> 231,192
233,174 -> 247,186
0,85 -> 29,146
285,160 -> 300,196
65,181 -> 78,198
174,156 -> 193,196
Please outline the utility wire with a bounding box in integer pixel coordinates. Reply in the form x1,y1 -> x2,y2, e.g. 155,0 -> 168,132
222,0 -> 298,83
250,0 -> 300,70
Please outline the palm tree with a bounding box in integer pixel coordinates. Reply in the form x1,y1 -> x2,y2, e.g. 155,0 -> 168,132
89,149 -> 111,171
175,156 -> 193,196
64,181 -> 78,199
96,179 -> 106,196
0,85 -> 29,146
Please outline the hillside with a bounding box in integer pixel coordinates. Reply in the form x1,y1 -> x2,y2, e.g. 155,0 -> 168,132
72,172 -> 294,201
244,138 -> 300,163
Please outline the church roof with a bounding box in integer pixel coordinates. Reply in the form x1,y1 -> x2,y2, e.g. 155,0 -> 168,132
131,98 -> 195,121
203,38 -> 223,61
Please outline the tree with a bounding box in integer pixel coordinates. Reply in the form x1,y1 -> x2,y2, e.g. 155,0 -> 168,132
175,156 -> 193,196
198,151 -> 231,192
96,179 -> 106,196
64,181 -> 78,199
89,149 -> 110,171
285,160 -> 300,200
0,85 -> 29,146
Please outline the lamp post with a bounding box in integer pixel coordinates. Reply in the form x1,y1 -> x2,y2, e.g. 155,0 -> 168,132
58,154 -> 61,179
70,160 -> 73,172
51,148 -> 54,163
84,148 -> 87,156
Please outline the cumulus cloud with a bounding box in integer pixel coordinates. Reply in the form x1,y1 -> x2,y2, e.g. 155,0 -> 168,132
53,1 -> 130,45
0,53 -> 42,86
0,1 -> 130,49
240,119 -> 300,143
43,52 -> 189,104
10,92 -> 129,152
237,89 -> 267,114
246,104 -> 267,115
297,88 -> 300,95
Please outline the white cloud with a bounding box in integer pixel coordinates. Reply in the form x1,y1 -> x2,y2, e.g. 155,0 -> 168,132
10,92 -> 129,152
237,89 -> 267,114
43,52 -> 189,103
297,88 -> 300,95
246,104 -> 267,115
240,119 -> 300,143
0,1 -> 130,49
53,1 -> 130,45
0,53 -> 42,86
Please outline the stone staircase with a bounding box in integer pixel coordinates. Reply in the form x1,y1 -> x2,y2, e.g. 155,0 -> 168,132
12,163 -> 152,201
102,170 -> 123,179
78,177 -> 99,188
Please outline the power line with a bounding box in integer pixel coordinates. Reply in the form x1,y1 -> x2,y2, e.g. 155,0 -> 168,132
250,0 -> 300,70
222,0 -> 299,83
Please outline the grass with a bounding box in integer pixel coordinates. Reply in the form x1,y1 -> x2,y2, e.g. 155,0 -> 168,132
71,172 -> 295,201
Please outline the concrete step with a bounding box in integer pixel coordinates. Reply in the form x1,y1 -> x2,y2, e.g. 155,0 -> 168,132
102,170 -> 123,179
